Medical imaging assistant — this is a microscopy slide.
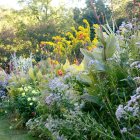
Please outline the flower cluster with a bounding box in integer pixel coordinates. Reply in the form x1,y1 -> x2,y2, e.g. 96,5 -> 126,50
130,61 -> 140,69
45,93 -> 61,105
133,77 -> 140,85
45,115 -> 67,140
40,19 -> 99,63
0,81 -> 7,98
48,77 -> 69,92
15,85 -> 41,121
116,86 -> 140,121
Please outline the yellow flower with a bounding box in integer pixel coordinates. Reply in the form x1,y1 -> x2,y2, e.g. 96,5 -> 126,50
52,36 -> 62,42
83,19 -> 88,25
71,27 -> 76,31
40,41 -> 46,45
78,26 -> 85,31
46,42 -> 54,46
87,46 -> 97,51
92,37 -> 99,45
93,24 -> 99,29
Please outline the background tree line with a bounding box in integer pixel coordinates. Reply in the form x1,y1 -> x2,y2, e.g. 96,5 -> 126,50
0,0 -> 137,69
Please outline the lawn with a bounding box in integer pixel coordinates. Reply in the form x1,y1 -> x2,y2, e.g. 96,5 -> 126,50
0,117 -> 36,140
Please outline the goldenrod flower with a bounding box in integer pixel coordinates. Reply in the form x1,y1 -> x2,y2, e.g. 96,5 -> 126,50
93,24 -> 99,29
92,37 -> 99,45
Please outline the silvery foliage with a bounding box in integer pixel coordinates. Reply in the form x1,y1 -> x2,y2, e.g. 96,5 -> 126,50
116,87 -> 140,121
26,118 -> 40,130
45,115 -> 67,140
45,110 -> 88,140
10,53 -> 33,74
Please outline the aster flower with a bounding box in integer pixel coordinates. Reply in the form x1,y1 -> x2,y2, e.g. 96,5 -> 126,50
130,61 -> 140,68
115,105 -> 126,121
120,127 -> 127,134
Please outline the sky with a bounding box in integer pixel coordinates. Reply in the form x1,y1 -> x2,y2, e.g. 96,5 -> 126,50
0,0 -> 21,9
0,0 -> 86,10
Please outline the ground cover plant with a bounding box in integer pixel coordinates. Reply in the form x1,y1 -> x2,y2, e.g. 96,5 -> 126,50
0,0 -> 140,140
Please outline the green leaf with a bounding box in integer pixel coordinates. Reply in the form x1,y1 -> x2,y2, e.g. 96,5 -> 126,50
105,34 -> 117,59
80,48 -> 94,60
77,73 -> 92,85
81,94 -> 104,107
80,48 -> 105,71
90,60 -> 105,71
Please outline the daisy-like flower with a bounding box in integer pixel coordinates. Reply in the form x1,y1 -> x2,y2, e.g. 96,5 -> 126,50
32,97 -> 36,101
29,102 -> 33,106
24,87 -> 28,92
22,92 -> 25,96
27,97 -> 31,101
120,127 -> 127,134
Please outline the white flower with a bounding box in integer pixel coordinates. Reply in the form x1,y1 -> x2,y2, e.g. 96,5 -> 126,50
27,86 -> 32,89
32,97 -> 36,101
24,87 -> 28,92
27,97 -> 31,101
29,102 -> 33,106
22,92 -> 26,96
32,90 -> 37,94
9,126 -> 13,129
120,127 -> 127,133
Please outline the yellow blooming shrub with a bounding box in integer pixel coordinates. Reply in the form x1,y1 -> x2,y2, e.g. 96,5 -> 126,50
40,19 -> 100,64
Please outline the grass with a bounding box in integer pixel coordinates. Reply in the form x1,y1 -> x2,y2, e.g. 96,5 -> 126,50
0,116 -> 36,140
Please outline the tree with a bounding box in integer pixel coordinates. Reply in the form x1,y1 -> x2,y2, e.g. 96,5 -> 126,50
73,0 -> 111,39
0,0 -> 76,68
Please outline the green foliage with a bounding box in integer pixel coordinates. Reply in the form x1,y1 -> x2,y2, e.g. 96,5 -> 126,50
80,23 -> 118,71
15,85 -> 40,123
1,2 -> 140,139
0,1 -> 76,68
